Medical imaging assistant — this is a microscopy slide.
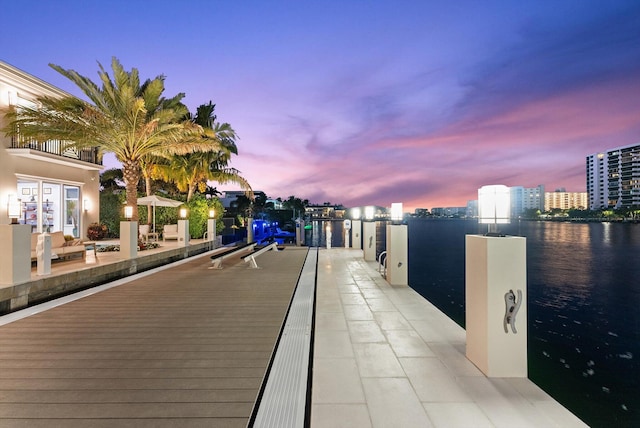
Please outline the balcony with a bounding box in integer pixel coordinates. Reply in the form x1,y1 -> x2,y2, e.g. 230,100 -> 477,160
9,135 -> 101,167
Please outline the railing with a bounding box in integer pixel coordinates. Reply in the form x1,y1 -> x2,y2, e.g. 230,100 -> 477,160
10,135 -> 101,165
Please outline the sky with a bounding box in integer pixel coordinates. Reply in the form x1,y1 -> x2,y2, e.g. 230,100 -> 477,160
2,0 -> 640,211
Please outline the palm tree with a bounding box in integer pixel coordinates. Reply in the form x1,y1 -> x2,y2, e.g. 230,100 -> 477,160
2,57 -> 222,221
154,102 -> 252,202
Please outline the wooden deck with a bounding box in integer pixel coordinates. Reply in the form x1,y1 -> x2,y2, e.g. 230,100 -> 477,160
0,247 -> 309,427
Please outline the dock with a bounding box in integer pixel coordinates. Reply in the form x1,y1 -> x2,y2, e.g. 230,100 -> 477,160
0,243 -> 588,427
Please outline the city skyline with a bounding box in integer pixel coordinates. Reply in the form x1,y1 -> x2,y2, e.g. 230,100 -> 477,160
2,1 -> 639,211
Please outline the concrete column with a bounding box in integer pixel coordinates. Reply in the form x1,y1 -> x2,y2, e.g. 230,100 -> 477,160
343,219 -> 351,248
0,224 -> 31,285
36,233 -> 52,276
363,221 -> 376,261
177,219 -> 189,247
247,218 -> 254,243
465,234 -> 527,377
119,221 -> 138,259
352,220 -> 362,250
326,223 -> 332,249
207,219 -> 216,249
386,224 -> 408,286
295,218 -> 303,246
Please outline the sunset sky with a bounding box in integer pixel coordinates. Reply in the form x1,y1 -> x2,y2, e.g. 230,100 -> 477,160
2,1 -> 639,211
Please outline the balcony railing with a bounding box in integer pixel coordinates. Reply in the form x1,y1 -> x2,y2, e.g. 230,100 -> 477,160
10,135 -> 101,165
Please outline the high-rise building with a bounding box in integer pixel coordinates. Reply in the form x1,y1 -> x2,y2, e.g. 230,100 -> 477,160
544,190 -> 588,211
510,185 -> 544,216
587,143 -> 640,210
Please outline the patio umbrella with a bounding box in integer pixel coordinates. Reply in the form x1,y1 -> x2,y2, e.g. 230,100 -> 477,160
136,195 -> 183,233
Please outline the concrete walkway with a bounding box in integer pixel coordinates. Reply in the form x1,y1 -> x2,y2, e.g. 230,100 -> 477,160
311,248 -> 588,428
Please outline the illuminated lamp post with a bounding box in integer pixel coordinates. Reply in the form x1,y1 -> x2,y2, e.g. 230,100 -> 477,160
178,207 -> 189,247
386,202 -> 407,285
120,205 -> 137,259
362,206 -> 376,261
465,185 -> 527,377
0,194 -> 31,285
351,208 -> 361,250
207,209 -> 216,250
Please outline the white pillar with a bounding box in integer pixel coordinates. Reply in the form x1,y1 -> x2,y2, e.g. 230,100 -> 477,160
465,234 -> 527,377
386,224 -> 408,286
247,218 -> 254,243
295,218 -> 303,246
326,223 -> 332,249
207,219 -> 216,249
352,220 -> 362,250
36,233 -> 52,276
362,221 -> 376,261
344,219 -> 351,248
178,219 -> 189,247
120,221 -> 138,259
0,224 -> 31,285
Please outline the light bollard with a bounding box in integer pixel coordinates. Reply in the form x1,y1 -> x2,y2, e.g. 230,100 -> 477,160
362,221 -> 376,261
177,219 -> 189,247
207,218 -> 216,249
344,219 -> 351,248
386,223 -> 408,286
36,233 -> 52,276
120,220 -> 138,259
0,224 -> 31,285
247,217 -> 254,243
465,184 -> 527,377
351,219 -> 362,250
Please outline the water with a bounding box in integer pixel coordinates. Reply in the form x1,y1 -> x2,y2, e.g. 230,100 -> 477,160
407,218 -> 640,428
303,218 -> 639,426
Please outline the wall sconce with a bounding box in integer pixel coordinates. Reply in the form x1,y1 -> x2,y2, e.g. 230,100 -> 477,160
364,206 -> 375,221
478,185 -> 510,235
124,205 -> 133,220
209,209 -> 215,218
83,198 -> 91,213
7,194 -> 21,224
351,207 -> 361,220
179,208 -> 188,219
390,202 -> 403,223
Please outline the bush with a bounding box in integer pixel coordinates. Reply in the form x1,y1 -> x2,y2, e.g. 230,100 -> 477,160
87,223 -> 108,240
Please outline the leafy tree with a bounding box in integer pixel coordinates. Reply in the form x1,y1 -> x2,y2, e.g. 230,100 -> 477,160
2,57 -> 223,221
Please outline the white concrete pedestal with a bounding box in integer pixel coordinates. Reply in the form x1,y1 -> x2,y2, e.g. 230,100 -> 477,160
344,220 -> 351,248
207,219 -> 216,249
363,221 -> 376,261
465,234 -> 527,377
120,221 -> 138,259
296,219 -> 304,246
352,219 -> 361,250
36,233 -> 52,276
178,219 -> 190,247
0,224 -> 31,285
386,224 -> 408,286
247,218 -> 254,243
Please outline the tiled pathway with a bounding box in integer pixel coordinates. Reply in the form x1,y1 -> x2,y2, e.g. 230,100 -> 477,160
311,248 -> 587,428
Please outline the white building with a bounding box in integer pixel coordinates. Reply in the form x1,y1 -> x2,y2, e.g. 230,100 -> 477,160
0,61 -> 101,238
510,185 -> 544,216
587,143 -> 640,210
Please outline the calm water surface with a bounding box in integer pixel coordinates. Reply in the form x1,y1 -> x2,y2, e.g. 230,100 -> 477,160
408,218 -> 639,428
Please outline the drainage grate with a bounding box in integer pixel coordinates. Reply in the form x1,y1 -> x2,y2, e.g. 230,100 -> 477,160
252,247 -> 317,427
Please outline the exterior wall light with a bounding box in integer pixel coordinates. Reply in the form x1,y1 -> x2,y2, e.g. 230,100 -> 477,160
124,205 -> 133,220
179,208 -> 188,219
83,198 -> 91,213
478,185 -> 510,235
7,194 -> 21,224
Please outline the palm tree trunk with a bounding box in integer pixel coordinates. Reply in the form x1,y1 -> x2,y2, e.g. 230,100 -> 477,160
122,159 -> 141,221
